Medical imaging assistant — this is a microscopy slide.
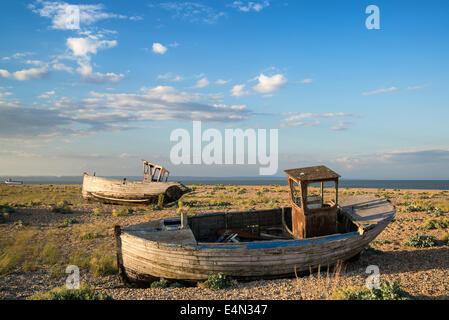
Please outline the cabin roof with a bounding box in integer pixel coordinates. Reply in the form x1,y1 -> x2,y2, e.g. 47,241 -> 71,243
284,165 -> 340,182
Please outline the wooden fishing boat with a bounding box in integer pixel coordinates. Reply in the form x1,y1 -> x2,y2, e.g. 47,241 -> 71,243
4,178 -> 23,185
82,160 -> 189,205
114,166 -> 396,283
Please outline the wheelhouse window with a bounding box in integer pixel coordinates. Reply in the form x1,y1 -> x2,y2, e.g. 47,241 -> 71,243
288,178 -> 302,208
306,180 -> 337,209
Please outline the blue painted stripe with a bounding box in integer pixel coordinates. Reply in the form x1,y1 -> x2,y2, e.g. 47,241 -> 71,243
156,232 -> 359,250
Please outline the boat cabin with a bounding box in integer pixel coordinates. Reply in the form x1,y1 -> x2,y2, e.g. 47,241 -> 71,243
142,160 -> 170,182
285,166 -> 340,239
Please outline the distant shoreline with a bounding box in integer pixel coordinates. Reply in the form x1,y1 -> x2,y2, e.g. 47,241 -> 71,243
1,176 -> 449,190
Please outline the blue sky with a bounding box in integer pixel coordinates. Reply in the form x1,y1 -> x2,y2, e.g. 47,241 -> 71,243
0,0 -> 448,178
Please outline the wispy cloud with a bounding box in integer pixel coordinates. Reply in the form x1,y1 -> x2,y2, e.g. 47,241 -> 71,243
160,2 -> 226,24
406,84 -> 428,91
362,86 -> 398,96
193,77 -> 210,88
29,1 -> 133,30
0,85 -> 253,139
231,1 -> 270,12
157,72 -> 183,81
216,79 -> 230,85
1,52 -> 33,61
38,90 -> 56,99
281,112 -> 358,129
230,84 -> 249,97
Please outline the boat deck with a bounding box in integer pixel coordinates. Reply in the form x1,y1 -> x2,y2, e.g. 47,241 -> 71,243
339,194 -> 396,228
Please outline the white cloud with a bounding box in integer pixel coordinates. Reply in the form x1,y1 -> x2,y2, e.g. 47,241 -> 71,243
64,35 -> 124,83
330,121 -> 352,131
281,112 -> 358,129
193,77 -> 210,88
1,52 -> 33,61
38,90 -> 56,99
0,91 -> 13,98
362,86 -> 398,96
231,1 -> 270,12
160,2 -> 226,24
253,73 -> 287,93
300,78 -> 313,84
230,84 -> 249,97
129,16 -> 144,21
25,60 -> 46,66
216,79 -> 230,85
406,84 -> 427,91
0,67 -> 49,81
66,37 -> 117,57
152,42 -> 168,54
213,103 -> 246,110
157,72 -> 183,81
52,63 -> 73,73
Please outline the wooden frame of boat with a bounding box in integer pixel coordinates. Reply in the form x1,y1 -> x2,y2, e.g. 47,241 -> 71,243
115,194 -> 396,284
82,160 -> 188,205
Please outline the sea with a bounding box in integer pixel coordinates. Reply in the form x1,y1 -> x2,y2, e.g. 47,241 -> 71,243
1,176 -> 449,190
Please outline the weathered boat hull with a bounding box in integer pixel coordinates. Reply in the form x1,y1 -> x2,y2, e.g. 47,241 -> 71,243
82,173 -> 186,204
116,197 -> 395,283
120,225 -> 384,283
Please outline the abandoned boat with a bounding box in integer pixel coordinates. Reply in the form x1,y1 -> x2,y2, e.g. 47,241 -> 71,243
114,166 -> 396,283
82,160 -> 188,205
4,178 -> 23,185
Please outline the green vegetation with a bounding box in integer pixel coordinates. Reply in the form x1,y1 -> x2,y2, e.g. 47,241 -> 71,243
404,233 -> 436,248
41,243 -> 59,265
202,273 -> 233,290
79,231 -> 101,241
0,204 -> 14,223
331,281 -> 414,300
51,200 -> 72,214
363,246 -> 383,256
89,250 -> 117,276
112,207 -> 134,217
157,194 -> 165,207
442,233 -> 449,245
371,240 -> 391,246
27,283 -> 111,300
91,208 -> 103,216
421,217 -> 449,230
0,229 -> 37,274
151,278 -> 169,289
59,218 -> 79,228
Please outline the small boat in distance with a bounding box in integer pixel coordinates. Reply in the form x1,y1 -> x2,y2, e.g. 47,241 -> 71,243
114,166 -> 396,284
82,160 -> 189,205
4,178 -> 23,185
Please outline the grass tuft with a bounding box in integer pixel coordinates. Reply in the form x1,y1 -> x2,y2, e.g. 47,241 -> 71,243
27,283 -> 112,300
331,281 -> 414,300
